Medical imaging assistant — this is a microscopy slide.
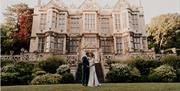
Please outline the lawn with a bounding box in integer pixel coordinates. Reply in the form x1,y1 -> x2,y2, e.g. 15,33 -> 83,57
1,83 -> 180,91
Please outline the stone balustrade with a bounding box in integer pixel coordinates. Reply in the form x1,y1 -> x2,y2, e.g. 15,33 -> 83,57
1,51 -> 176,66
0,53 -> 79,66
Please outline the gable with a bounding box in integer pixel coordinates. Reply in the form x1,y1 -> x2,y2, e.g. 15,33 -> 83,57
114,0 -> 129,10
43,0 -> 68,10
79,0 -> 100,10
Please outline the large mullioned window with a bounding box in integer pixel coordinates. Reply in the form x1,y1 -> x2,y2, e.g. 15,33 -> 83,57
114,14 -> 121,32
100,39 -> 112,54
100,17 -> 110,33
133,37 -> 140,52
46,36 -> 64,54
129,13 -> 139,32
68,40 -> 79,53
40,13 -> 47,31
132,14 -> 138,32
116,37 -> 122,54
38,37 -> 45,52
84,13 -> 96,32
70,17 -> 80,33
57,37 -> 64,54
52,11 -> 57,29
58,13 -> 66,32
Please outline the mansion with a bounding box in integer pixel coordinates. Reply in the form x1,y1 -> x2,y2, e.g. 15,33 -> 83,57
30,0 -> 148,59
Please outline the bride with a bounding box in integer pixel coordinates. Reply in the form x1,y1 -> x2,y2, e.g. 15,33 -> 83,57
88,52 -> 101,87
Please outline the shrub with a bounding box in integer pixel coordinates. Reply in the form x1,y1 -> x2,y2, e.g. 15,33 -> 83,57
46,74 -> 62,84
107,58 -> 133,66
129,67 -> 141,82
32,65 -> 44,72
75,63 -> 82,83
35,71 -> 46,75
31,74 -> 62,85
177,49 -> 180,55
106,64 -> 130,82
61,73 -> 74,84
107,59 -> 121,65
15,61 -> 34,74
161,55 -> 180,82
148,65 -> 176,82
129,58 -> 161,76
1,59 -> 15,67
1,72 -> 19,86
1,61 -> 34,85
32,67 -> 45,77
15,61 -> 34,85
176,68 -> 180,82
38,56 -> 66,73
106,70 -> 117,82
161,55 -> 180,69
1,64 -> 16,73
56,64 -> 70,75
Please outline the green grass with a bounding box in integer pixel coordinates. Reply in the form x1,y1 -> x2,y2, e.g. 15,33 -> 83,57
1,83 -> 180,91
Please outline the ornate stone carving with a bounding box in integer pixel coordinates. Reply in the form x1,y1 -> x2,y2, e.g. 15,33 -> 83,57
66,55 -> 79,66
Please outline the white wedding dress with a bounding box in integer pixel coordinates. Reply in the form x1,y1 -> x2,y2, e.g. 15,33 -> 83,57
88,58 -> 100,87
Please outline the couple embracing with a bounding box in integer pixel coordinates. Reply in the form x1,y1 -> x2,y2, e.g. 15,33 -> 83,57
82,52 -> 101,87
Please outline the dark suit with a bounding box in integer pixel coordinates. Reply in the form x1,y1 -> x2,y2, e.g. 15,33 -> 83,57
82,56 -> 89,86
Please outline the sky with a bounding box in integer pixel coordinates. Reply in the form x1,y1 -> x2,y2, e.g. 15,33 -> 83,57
0,0 -> 179,24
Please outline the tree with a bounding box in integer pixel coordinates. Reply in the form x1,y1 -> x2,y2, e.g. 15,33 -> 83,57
1,3 -> 33,54
146,13 -> 180,53
0,18 -> 17,54
13,8 -> 33,54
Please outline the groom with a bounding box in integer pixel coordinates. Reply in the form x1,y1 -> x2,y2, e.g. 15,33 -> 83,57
82,52 -> 90,86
